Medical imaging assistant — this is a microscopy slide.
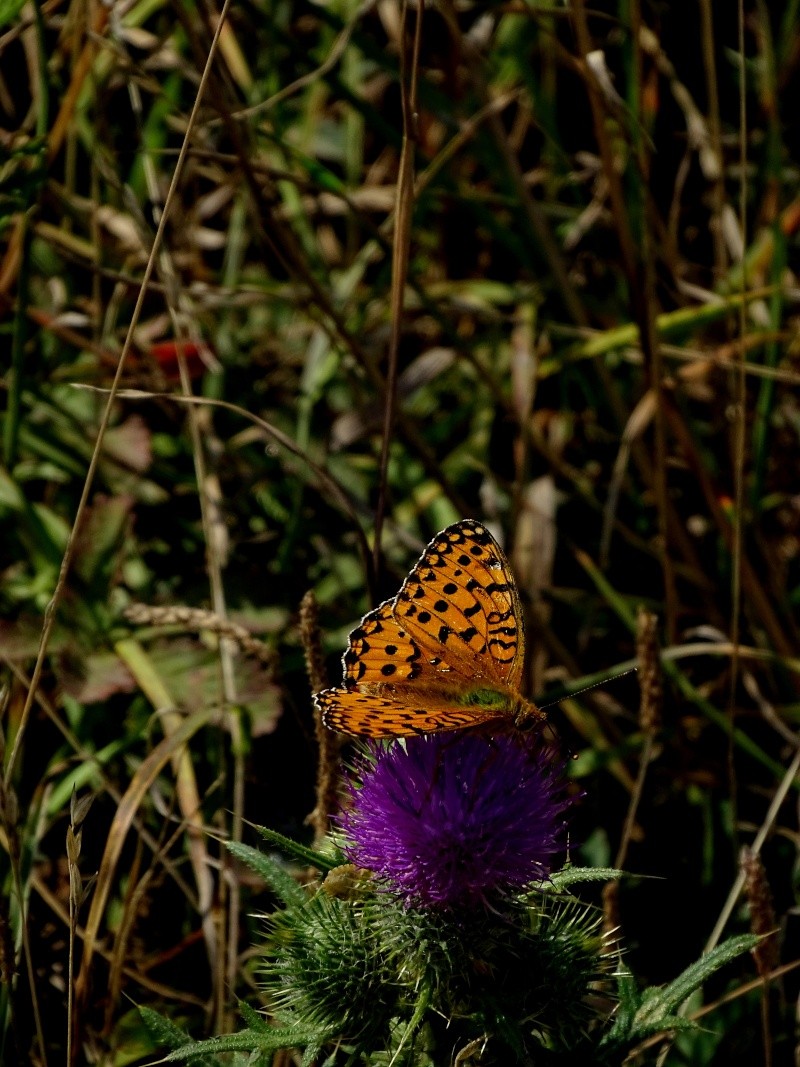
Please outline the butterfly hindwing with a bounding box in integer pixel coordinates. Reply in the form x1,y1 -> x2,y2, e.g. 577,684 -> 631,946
316,686 -> 501,738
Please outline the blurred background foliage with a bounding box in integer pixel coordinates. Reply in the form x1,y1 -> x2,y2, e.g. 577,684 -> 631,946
1,0 -> 800,1062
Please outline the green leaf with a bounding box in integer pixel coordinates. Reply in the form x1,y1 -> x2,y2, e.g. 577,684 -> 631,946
254,824 -> 342,873
138,1005 -> 193,1051
300,1041 -> 325,1067
0,0 -> 26,31
626,1015 -> 699,1042
237,999 -> 271,1033
72,493 -> 132,589
226,840 -> 307,908
601,972 -> 641,1048
546,866 -> 625,890
162,1026 -> 331,1060
385,981 -> 431,1066
632,934 -> 759,1029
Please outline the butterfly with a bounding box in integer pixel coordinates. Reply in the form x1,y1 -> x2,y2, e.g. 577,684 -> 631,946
315,519 -> 544,738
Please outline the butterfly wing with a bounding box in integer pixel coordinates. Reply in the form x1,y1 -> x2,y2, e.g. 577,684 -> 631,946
320,519 -> 527,738
316,686 -> 503,738
394,520 -> 526,689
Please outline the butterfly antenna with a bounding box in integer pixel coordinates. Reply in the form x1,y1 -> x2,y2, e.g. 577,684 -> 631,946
538,667 -> 638,711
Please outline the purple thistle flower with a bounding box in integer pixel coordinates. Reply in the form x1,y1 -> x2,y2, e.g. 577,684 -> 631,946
339,732 -> 572,910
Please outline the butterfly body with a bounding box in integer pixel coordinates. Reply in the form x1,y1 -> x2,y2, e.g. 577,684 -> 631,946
316,519 -> 544,738
455,684 -> 542,731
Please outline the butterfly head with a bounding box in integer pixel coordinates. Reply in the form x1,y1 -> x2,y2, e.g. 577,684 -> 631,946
511,698 -> 546,732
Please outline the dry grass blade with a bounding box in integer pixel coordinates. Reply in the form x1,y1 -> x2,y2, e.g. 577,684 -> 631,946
66,789 -> 93,1064
705,741 -> 800,950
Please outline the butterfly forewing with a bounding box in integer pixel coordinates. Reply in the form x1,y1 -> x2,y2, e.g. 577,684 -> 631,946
341,599 -> 462,687
394,520 -> 525,689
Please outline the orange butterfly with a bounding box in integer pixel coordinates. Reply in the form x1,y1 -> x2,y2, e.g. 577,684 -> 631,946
316,519 -> 544,738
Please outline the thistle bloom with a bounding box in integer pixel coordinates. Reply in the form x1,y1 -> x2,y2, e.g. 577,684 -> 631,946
340,732 -> 571,909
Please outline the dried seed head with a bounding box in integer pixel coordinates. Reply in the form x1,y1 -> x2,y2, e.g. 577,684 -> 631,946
299,589 -> 328,696
636,606 -> 662,735
741,847 -> 779,978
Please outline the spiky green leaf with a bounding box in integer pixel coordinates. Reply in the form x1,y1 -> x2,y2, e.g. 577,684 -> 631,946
237,999 -> 271,1033
255,824 -> 343,872
162,1026 -> 332,1061
138,1005 -> 193,1051
226,840 -> 307,908
545,866 -> 625,891
632,934 -> 759,1028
